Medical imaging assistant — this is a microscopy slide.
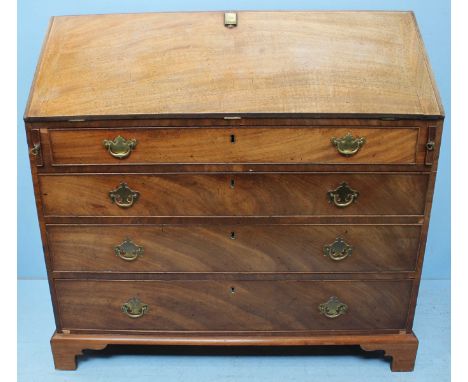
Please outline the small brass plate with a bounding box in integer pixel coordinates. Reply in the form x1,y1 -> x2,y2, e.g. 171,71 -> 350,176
224,12 -> 237,28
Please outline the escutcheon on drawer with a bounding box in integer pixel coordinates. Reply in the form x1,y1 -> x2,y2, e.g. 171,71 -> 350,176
39,173 -> 429,217
48,224 -> 421,273
55,279 -> 413,332
47,127 -> 419,165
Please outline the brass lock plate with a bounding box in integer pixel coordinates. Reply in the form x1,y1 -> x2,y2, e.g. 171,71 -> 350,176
224,12 -> 237,28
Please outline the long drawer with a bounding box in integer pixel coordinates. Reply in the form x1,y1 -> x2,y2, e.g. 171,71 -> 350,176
47,127 -> 419,165
48,224 -> 421,273
55,279 -> 413,331
39,173 -> 428,217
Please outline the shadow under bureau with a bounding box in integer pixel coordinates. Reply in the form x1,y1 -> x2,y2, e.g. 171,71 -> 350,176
24,11 -> 444,371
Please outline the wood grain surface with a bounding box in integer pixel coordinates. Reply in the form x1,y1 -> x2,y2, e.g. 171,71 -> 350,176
50,331 -> 418,371
23,9 -> 445,371
55,279 -> 413,331
48,127 -> 419,165
39,173 -> 429,217
47,224 -> 421,273
25,11 -> 443,120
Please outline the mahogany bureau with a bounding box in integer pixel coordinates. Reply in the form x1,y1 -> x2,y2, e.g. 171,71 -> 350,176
24,11 -> 444,371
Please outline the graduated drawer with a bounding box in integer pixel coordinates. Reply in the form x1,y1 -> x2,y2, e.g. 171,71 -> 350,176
39,173 -> 428,217
48,224 -> 421,273
55,279 -> 412,331
48,127 -> 419,165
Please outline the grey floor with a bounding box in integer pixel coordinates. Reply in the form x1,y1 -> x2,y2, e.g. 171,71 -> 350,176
18,279 -> 450,382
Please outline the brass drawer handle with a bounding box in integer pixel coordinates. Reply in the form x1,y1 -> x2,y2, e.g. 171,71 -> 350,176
114,238 -> 144,261
323,237 -> 353,261
103,135 -> 137,159
109,182 -> 140,208
426,141 -> 435,151
331,133 -> 366,156
121,297 -> 148,318
327,182 -> 358,208
30,143 -> 41,156
319,296 -> 348,319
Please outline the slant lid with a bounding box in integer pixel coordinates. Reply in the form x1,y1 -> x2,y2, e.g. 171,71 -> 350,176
25,11 -> 443,121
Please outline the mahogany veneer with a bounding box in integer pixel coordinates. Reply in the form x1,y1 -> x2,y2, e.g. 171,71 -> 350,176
55,280 -> 412,332
25,11 -> 443,371
48,127 -> 420,165
47,224 -> 421,273
39,173 -> 429,217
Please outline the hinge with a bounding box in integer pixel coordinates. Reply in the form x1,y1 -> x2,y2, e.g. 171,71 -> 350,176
425,125 -> 437,166
29,129 -> 43,167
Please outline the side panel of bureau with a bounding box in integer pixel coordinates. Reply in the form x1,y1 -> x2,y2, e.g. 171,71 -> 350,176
55,279 -> 413,332
39,173 -> 429,216
47,224 -> 421,273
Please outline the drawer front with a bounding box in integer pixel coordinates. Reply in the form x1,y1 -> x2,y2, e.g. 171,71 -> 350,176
55,280 -> 412,331
40,173 -> 428,217
48,127 -> 419,165
48,225 -> 421,273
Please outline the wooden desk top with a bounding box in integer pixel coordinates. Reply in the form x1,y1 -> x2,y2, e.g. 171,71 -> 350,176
25,11 -> 443,121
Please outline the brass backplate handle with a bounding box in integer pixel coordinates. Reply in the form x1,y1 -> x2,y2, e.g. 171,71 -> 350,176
114,238 -> 144,261
327,182 -> 358,208
323,237 -> 353,261
109,182 -> 140,208
121,297 -> 148,318
103,135 -> 137,159
318,296 -> 348,318
331,133 -> 366,156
